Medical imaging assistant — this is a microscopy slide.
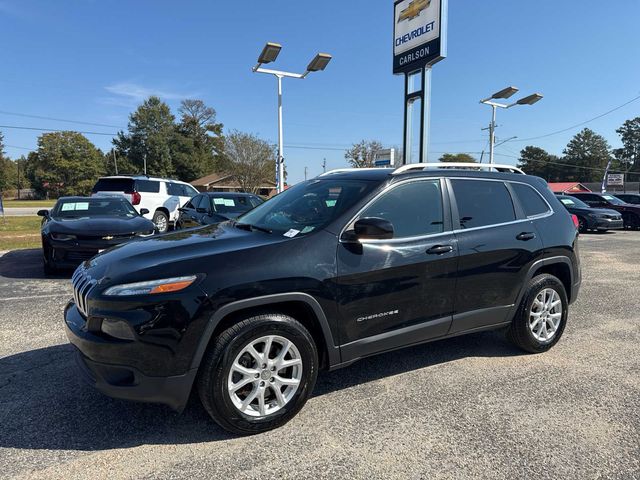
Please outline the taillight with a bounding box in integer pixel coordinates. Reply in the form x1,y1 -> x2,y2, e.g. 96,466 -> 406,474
131,191 -> 141,205
571,214 -> 579,230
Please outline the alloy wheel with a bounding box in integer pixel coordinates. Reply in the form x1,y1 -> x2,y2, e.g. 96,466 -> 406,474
528,288 -> 563,342
227,335 -> 303,418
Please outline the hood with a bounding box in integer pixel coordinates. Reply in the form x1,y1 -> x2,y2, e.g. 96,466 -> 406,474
85,222 -> 288,280
586,208 -> 621,216
50,216 -> 155,236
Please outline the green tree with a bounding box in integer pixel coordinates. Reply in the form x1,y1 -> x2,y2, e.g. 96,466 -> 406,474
224,131 -> 275,193
563,128 -> 611,182
613,117 -> 640,173
517,146 -> 563,180
29,132 -> 104,197
173,99 -> 224,181
345,140 -> 384,168
113,96 -> 176,177
439,153 -> 477,163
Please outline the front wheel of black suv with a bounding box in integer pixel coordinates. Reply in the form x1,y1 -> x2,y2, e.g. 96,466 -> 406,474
197,313 -> 318,435
507,274 -> 568,353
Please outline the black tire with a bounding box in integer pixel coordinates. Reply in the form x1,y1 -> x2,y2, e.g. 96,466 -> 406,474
42,243 -> 57,275
577,216 -> 588,233
507,274 -> 568,353
197,313 -> 318,435
152,210 -> 169,233
622,212 -> 640,230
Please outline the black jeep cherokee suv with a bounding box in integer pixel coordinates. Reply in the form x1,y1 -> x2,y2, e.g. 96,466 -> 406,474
65,166 -> 581,434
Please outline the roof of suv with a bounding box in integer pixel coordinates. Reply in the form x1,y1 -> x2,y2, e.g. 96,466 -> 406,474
318,164 -> 540,186
97,175 -> 192,185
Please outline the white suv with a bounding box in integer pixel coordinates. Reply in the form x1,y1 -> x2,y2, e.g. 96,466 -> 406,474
91,176 -> 199,233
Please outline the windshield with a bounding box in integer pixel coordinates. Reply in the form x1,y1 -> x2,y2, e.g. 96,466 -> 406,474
237,179 -> 378,236
210,196 -> 255,215
602,194 -> 626,205
52,198 -> 139,219
559,196 -> 589,208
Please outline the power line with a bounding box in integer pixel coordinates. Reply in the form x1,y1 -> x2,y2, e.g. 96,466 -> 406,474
0,110 -> 124,129
510,94 -> 640,143
0,124 -> 117,136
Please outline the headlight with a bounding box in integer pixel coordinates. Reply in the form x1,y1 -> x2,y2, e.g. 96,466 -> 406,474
103,275 -> 198,296
51,233 -> 76,241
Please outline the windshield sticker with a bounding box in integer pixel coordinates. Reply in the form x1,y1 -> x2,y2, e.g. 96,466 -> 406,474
560,199 -> 573,205
325,199 -> 337,207
60,202 -> 89,211
301,226 -> 315,234
223,199 -> 235,207
213,198 -> 225,205
283,229 -> 300,238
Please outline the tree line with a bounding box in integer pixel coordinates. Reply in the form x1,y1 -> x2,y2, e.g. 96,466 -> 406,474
0,97 -> 275,197
344,116 -> 640,183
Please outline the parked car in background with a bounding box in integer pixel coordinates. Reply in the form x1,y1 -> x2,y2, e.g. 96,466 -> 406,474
613,193 -> 640,205
176,192 -> 264,229
65,164 -> 580,434
566,192 -> 640,229
91,176 -> 199,233
39,196 -> 155,274
556,195 -> 623,233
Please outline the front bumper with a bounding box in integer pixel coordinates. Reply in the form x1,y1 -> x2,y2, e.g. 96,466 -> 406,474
592,217 -> 624,231
64,302 -> 197,411
49,237 -> 137,268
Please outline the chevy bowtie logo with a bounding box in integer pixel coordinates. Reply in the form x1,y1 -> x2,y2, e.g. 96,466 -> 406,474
398,0 -> 431,23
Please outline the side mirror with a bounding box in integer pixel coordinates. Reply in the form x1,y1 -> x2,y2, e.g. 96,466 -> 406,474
353,217 -> 394,240
37,209 -> 49,217
139,208 -> 150,216
196,207 -> 208,214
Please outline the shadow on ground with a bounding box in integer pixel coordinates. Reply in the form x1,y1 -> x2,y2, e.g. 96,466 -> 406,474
0,249 -> 72,279
0,330 -> 521,451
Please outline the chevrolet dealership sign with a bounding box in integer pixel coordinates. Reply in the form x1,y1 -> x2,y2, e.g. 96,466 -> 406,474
393,0 -> 447,74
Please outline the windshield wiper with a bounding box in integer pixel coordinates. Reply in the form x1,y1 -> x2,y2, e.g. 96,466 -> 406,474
235,222 -> 272,234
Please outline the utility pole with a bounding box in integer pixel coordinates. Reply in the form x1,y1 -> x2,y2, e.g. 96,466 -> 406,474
113,150 -> 118,175
322,158 -> 326,173
304,166 -> 308,181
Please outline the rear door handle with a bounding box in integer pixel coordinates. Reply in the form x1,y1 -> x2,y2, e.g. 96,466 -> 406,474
516,232 -> 536,241
426,245 -> 453,255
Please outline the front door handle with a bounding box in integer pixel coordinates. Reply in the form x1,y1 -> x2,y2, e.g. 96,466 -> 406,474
516,232 -> 536,241
426,245 -> 453,255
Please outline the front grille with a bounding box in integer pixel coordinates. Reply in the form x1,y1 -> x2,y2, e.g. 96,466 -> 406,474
72,268 -> 97,317
66,250 -> 98,262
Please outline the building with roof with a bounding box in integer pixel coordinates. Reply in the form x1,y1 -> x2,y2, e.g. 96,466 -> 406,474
190,173 -> 277,198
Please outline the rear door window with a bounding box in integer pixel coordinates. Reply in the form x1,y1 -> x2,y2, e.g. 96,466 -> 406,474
511,183 -> 550,217
92,178 -> 134,193
451,179 -> 516,229
135,180 -> 160,193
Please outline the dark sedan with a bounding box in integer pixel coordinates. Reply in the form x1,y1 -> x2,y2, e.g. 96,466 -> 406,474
176,192 -> 263,229
613,193 -> 640,205
556,195 -> 623,233
567,192 -> 640,230
39,196 -> 156,274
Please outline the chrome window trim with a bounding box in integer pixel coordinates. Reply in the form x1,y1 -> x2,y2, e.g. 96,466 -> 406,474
339,177 -> 448,243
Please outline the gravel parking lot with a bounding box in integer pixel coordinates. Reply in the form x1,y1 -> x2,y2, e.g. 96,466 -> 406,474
1,233 -> 639,480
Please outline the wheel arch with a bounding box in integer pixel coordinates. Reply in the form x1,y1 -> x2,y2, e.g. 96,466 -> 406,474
191,293 -> 340,372
515,256 -> 576,310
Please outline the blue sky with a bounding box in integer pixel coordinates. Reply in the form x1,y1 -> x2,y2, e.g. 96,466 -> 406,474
1,0 -> 639,183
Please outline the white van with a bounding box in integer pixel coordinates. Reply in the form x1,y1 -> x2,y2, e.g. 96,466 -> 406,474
91,176 -> 199,233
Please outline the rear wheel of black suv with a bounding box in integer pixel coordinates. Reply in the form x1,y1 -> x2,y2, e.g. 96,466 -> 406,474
507,274 -> 568,353
197,313 -> 318,435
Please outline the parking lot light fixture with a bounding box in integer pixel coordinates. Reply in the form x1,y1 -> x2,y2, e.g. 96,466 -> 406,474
480,86 -> 543,164
515,93 -> 544,106
257,42 -> 282,66
252,44 -> 332,193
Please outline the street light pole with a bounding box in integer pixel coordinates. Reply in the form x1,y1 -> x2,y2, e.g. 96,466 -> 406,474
480,87 -> 543,164
277,75 -> 284,193
252,43 -> 332,193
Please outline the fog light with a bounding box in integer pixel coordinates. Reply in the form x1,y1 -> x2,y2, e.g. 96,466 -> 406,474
101,318 -> 135,340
